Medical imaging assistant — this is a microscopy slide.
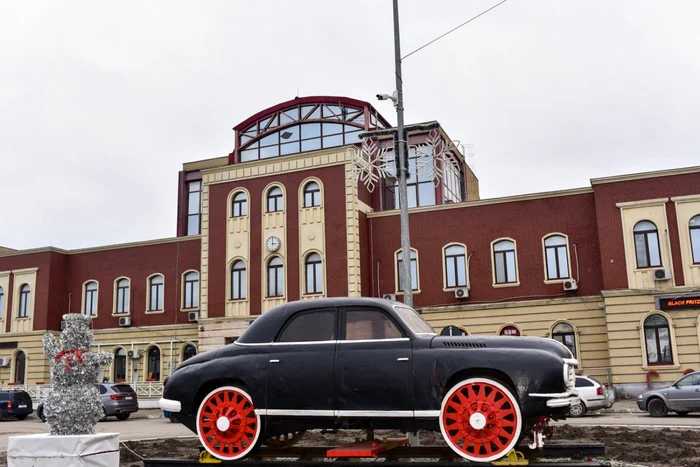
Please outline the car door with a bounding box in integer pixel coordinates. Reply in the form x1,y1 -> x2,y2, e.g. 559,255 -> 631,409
266,308 -> 338,414
670,374 -> 700,411
575,377 -> 595,404
335,306 -> 413,415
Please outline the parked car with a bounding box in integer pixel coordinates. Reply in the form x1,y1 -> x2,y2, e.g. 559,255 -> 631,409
160,297 -> 579,463
568,375 -> 613,417
637,371 -> 700,417
38,382 -> 138,422
0,390 -> 33,420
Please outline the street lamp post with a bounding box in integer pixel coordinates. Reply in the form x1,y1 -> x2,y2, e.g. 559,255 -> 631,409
392,0 -> 413,308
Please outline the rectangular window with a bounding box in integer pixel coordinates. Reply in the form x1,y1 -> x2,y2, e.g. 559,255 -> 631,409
545,244 -> 570,280
150,279 -> 164,311
184,276 -> 199,309
187,181 -> 202,235
116,287 -> 129,313
445,250 -> 467,288
692,228 -> 700,263
494,250 -> 516,284
397,255 -> 419,291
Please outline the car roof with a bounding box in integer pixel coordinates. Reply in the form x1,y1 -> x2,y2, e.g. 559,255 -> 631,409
236,297 -> 400,344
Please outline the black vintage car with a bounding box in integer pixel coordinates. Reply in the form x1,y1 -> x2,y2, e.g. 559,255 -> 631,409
160,298 -> 578,462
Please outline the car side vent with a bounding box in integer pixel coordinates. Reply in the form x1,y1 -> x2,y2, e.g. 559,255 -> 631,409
442,341 -> 487,348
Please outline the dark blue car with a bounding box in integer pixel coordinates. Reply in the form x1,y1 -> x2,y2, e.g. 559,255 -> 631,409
0,390 -> 33,420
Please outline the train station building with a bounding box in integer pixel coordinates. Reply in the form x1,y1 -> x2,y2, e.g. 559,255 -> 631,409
1,95 -> 699,397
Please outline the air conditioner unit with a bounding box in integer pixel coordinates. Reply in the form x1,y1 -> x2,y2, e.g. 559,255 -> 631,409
60,321 -> 67,330
118,316 -> 131,327
653,268 -> 672,281
0,358 -> 10,367
127,350 -> 140,359
454,287 -> 469,299
188,311 -> 200,322
382,294 -> 397,301
563,279 -> 578,291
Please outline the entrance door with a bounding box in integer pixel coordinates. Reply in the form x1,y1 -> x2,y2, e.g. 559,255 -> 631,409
14,351 -> 25,384
336,307 -> 413,414
266,308 -> 337,413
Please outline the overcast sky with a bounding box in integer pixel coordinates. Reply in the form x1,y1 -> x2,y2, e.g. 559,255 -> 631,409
2,1 -> 699,251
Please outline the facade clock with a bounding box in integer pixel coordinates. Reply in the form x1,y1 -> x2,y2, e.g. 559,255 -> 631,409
266,236 -> 281,252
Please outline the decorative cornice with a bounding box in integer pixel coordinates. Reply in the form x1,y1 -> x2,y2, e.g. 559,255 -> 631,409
182,156 -> 229,172
591,165 -> 700,185
12,267 -> 39,275
0,236 -> 200,258
616,198 -> 669,209
367,187 -> 593,218
671,194 -> 700,204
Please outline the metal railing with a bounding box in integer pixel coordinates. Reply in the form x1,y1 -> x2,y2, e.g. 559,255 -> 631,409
0,381 -> 164,402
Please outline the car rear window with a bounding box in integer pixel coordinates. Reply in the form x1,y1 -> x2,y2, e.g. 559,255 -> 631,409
11,391 -> 31,403
113,384 -> 135,393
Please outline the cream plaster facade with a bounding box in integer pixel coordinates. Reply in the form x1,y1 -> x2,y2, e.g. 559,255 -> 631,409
226,188 -> 251,317
0,271 -> 9,332
673,195 -> 700,287
11,268 -> 37,333
617,198 -> 674,288
298,177 -> 327,299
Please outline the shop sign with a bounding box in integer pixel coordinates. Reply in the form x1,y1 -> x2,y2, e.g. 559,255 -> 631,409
659,296 -> 700,311
499,325 -> 521,336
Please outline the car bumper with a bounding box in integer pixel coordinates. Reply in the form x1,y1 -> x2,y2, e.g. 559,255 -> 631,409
529,390 -> 579,408
159,398 -> 181,413
637,399 -> 646,411
584,397 -> 609,411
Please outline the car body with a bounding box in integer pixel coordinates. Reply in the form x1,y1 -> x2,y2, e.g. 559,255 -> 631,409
38,383 -> 138,422
160,297 -> 578,463
637,371 -> 700,417
568,375 -> 613,417
0,390 -> 33,420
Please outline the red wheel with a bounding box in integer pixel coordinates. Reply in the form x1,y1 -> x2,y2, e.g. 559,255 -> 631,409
196,386 -> 261,460
439,377 -> 522,462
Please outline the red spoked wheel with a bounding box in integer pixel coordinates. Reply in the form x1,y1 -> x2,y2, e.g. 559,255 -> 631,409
439,377 -> 522,462
196,386 -> 261,461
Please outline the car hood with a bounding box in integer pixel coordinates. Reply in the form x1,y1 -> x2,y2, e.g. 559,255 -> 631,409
431,335 -> 575,361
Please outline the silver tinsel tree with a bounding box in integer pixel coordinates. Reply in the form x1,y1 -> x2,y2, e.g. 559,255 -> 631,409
42,314 -> 113,436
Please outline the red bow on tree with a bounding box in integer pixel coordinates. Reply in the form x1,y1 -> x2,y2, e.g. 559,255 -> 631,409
55,349 -> 85,372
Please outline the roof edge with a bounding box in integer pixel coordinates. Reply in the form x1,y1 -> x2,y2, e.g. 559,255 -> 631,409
590,165 -> 700,185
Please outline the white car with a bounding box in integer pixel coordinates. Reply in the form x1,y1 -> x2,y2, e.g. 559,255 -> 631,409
568,375 -> 613,417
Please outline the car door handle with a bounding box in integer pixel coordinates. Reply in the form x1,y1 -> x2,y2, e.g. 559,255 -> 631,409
397,357 -> 409,362
270,359 -> 280,363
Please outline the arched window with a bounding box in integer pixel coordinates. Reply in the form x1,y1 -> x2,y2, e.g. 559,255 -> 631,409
544,235 -> 570,280
183,271 -> 199,309
115,278 -> 130,314
148,275 -> 164,312
444,244 -> 467,288
690,215 -> 700,264
552,322 -> 576,357
0,286 -> 4,320
396,249 -> 419,291
266,186 -> 283,213
231,192 -> 248,217
182,344 -> 197,362
303,181 -> 321,207
147,347 -> 161,381
305,253 -> 323,294
644,314 -> 673,365
114,348 -> 127,382
493,239 -> 517,284
14,351 -> 26,384
634,220 -> 662,268
231,260 -> 247,300
84,281 -> 98,316
267,256 -> 284,298
18,284 -> 30,318
238,101 -> 370,162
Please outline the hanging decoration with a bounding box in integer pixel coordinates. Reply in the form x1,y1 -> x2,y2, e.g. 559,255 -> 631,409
349,129 -> 461,192
42,314 -> 113,436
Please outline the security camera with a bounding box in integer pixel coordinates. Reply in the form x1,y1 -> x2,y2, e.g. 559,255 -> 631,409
376,93 -> 393,101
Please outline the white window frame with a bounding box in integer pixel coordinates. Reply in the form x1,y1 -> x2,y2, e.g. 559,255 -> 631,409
146,273 -> 165,314
394,248 -> 420,294
442,243 -> 468,290
542,233 -> 572,283
181,270 -> 200,311
491,238 -> 520,287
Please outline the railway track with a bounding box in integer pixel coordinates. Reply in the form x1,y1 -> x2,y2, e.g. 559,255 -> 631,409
143,442 -> 609,466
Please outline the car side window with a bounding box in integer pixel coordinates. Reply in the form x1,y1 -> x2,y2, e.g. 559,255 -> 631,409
677,374 -> 700,387
0,393 -> 8,401
575,378 -> 594,388
277,310 -> 335,342
344,309 -> 404,341
98,385 -> 107,395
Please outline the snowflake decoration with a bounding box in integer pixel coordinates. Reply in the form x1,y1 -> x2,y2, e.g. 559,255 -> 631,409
412,130 -> 461,187
350,138 -> 392,192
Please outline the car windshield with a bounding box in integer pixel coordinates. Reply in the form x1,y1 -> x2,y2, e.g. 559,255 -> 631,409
394,306 -> 436,335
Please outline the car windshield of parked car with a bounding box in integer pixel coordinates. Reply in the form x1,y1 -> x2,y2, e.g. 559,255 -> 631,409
345,309 -> 404,340
393,305 -> 436,335
277,309 -> 335,342
676,373 -> 700,387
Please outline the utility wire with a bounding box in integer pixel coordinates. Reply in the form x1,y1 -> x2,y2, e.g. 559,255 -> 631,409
401,0 -> 510,61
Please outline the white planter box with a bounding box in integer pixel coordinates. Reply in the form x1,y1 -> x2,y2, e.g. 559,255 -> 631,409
7,432 -> 119,467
